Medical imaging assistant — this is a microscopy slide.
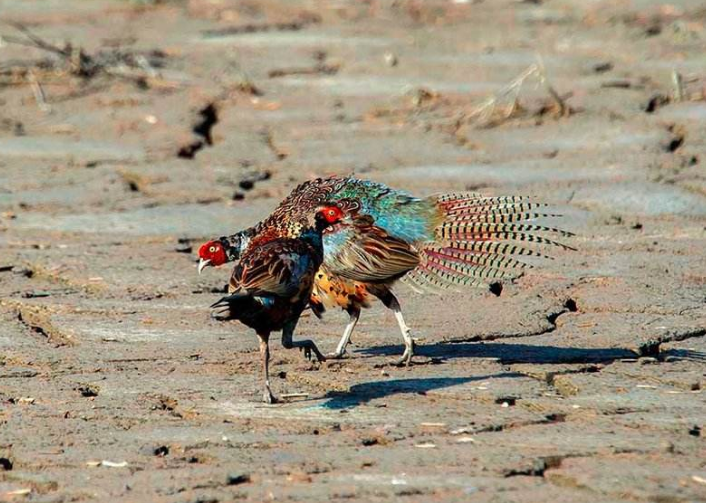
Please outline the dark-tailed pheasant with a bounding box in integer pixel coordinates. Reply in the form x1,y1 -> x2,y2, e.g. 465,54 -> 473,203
199,176 -> 572,365
209,206 -> 340,403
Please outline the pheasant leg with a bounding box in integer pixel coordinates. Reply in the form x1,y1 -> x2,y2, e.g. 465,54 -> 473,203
282,321 -> 326,363
379,292 -> 416,366
327,306 -> 360,359
257,332 -> 277,404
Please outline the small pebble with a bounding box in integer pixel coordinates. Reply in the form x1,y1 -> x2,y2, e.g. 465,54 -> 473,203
12,267 -> 33,278
5,489 -> 31,496
239,180 -> 255,191
21,291 -> 50,298
661,441 -> 675,453
593,62 -> 614,73
154,445 -> 169,457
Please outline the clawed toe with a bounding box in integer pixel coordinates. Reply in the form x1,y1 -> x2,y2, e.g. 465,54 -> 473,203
262,390 -> 278,404
392,356 -> 412,367
210,308 -> 232,321
391,343 -> 416,367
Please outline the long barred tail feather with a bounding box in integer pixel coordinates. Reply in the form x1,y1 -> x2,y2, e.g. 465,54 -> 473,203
443,211 -> 561,224
401,265 -> 491,292
436,222 -> 575,241
440,231 -> 575,251
425,247 -> 533,273
403,193 -> 574,293
401,269 -> 448,294
436,193 -> 530,205
442,240 -> 555,259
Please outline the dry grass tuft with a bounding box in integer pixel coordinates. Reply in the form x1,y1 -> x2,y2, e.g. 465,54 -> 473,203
462,62 -> 574,129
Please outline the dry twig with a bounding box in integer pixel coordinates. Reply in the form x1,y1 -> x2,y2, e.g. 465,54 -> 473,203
462,60 -> 573,128
27,70 -> 51,113
0,22 -> 171,102
672,69 -> 685,102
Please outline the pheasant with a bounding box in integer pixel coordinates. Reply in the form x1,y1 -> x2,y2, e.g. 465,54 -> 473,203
209,206 -> 340,404
199,176 -> 572,364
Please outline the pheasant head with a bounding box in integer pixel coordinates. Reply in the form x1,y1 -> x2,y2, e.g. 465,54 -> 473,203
197,231 -> 252,274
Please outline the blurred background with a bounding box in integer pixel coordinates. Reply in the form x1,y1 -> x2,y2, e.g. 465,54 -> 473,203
1,0 -> 703,237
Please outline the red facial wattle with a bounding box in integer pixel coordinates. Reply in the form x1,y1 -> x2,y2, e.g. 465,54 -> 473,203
212,246 -> 227,266
198,241 -> 227,266
198,242 -> 213,260
322,206 -> 344,224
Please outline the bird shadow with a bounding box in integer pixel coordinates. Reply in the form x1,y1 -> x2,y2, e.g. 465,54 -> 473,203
354,341 -> 706,364
318,342 -> 706,410
321,373 -> 521,410
355,341 -> 632,364
660,348 -> 706,362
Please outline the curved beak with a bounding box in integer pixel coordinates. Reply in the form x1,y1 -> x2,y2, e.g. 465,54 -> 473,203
197,258 -> 211,275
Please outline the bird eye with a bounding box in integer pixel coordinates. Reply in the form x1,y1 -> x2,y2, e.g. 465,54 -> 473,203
209,246 -> 216,253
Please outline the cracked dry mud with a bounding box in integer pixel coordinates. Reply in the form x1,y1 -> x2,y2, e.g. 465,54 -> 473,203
1,1 -> 705,502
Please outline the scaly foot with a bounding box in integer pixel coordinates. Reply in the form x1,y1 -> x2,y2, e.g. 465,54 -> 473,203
325,349 -> 346,360
262,389 -> 278,404
300,346 -> 313,361
392,341 -> 416,367
304,341 -> 326,363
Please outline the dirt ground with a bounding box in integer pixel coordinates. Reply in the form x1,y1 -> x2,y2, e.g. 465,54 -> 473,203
1,0 -> 705,501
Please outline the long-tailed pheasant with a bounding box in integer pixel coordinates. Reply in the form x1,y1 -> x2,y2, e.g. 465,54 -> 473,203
199,176 -> 572,365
